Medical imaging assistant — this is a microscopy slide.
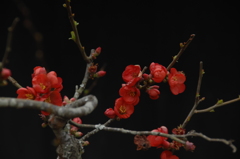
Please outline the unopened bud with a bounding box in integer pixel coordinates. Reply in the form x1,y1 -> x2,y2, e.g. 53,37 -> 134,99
95,47 -> 101,54
95,71 -> 106,78
1,68 -> 11,80
185,141 -> 196,151
104,108 -> 116,119
41,122 -> 48,128
75,132 -> 83,138
82,141 -> 89,146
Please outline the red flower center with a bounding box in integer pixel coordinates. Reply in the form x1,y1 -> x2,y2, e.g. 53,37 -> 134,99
45,97 -> 51,103
40,83 -> 46,90
25,94 -> 34,99
129,91 -> 136,97
119,105 -> 127,114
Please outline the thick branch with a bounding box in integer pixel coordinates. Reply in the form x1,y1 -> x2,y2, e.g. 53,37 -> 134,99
0,95 -> 98,118
73,63 -> 91,99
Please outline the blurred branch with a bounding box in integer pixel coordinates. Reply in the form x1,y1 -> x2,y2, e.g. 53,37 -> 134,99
7,76 -> 23,88
1,17 -> 20,68
14,0 -> 47,68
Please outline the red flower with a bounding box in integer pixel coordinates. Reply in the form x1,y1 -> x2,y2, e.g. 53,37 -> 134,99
147,126 -> 168,148
119,85 -> 140,105
32,66 -> 47,78
41,91 -> 62,115
168,68 -> 186,95
32,74 -> 52,93
146,85 -> 160,100
114,97 -> 134,119
149,62 -> 167,83
122,65 -> 141,83
125,76 -> 141,87
104,108 -> 117,119
160,150 -> 179,159
16,86 -> 36,100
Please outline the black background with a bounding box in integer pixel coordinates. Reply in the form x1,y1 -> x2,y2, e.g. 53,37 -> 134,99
0,0 -> 240,159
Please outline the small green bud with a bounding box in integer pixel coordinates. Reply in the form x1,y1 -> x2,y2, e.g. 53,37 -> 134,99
69,31 -> 76,42
74,20 -> 79,26
209,109 -> 215,112
217,99 -> 223,104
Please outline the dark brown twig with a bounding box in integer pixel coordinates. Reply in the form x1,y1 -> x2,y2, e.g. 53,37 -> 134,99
194,97 -> 240,113
64,0 -> 91,63
167,34 -> 195,71
182,61 -> 203,128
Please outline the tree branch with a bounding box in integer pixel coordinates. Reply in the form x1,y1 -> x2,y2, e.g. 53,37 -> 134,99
64,0 -> 91,63
1,17 -> 20,68
167,34 -> 195,71
182,61 -> 203,128
194,97 -> 240,113
0,95 -> 98,118
68,122 -> 237,153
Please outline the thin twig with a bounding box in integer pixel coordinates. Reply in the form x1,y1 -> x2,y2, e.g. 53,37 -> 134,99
182,61 -> 203,128
186,130 -> 236,153
167,34 -> 195,71
64,0 -> 90,63
71,118 -> 115,141
194,97 -> 240,113
7,76 -> 23,88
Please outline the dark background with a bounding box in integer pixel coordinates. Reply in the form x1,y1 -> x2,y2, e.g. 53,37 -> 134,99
0,0 -> 240,159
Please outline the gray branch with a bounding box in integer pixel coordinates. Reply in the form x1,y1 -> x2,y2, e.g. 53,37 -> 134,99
0,94 -> 98,119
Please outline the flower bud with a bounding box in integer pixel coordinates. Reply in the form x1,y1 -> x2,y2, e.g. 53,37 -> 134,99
95,71 -> 106,77
82,141 -> 90,146
146,85 -> 160,100
185,141 -> 196,151
104,108 -> 116,119
75,131 -> 83,138
41,122 -> 48,128
1,68 -> 11,80
95,47 -> 101,54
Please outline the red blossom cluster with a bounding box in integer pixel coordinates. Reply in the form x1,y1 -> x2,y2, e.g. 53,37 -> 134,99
104,63 -> 186,119
16,66 -> 63,115
134,125 -> 195,159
